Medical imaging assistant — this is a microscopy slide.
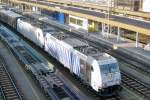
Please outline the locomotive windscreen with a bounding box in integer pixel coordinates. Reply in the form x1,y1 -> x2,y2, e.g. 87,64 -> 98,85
100,63 -> 119,74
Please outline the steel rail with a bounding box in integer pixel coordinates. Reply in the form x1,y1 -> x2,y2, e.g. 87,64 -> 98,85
0,54 -> 23,100
122,72 -> 150,99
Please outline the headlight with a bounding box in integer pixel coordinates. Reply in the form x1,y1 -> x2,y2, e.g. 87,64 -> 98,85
98,86 -> 102,90
116,79 -> 121,84
102,83 -> 107,87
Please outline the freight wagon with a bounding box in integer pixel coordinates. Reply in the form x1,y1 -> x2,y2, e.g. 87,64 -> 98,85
0,10 -> 22,29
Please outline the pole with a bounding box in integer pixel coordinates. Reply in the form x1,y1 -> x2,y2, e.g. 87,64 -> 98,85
107,0 -> 110,38
102,23 -> 104,36
106,0 -> 112,38
36,0 -> 38,13
117,27 -> 120,42
136,32 -> 139,47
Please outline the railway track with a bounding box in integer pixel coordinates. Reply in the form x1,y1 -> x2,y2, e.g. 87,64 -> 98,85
0,86 -> 5,99
109,50 -> 150,77
0,55 -> 24,100
122,72 -> 150,99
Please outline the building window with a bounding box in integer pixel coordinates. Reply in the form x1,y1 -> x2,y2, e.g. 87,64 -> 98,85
77,19 -> 83,26
70,17 -> 76,24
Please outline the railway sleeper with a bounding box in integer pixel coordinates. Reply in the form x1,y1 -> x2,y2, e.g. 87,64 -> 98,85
0,71 -> 7,74
7,93 -> 19,96
0,75 -> 10,78
0,79 -> 10,82
3,86 -> 15,89
122,79 -> 131,82
127,81 -> 138,85
141,91 -> 150,96
130,88 -> 150,98
0,80 -> 11,83
7,96 -> 19,99
0,72 -> 4,74
124,76 -> 148,88
4,91 -> 17,95
0,69 -> 5,71
123,77 -> 133,81
0,78 -> 11,82
3,87 -> 15,90
0,73 -> 8,76
0,70 -> 3,72
0,75 -> 9,77
3,89 -> 16,92
5,92 -> 17,96
1,84 -> 12,87
1,82 -> 12,85
131,84 -> 144,88
122,81 -> 133,85
0,75 -> 8,77
1,85 -> 14,89
4,90 -> 17,94
0,68 -> 4,70
140,89 -> 150,94
136,86 -> 147,91
2,85 -> 15,88
1,83 -> 13,86
143,91 -> 150,94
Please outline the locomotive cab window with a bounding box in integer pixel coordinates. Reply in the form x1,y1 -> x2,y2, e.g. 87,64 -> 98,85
108,63 -> 118,73
38,33 -> 40,37
100,63 -> 118,74
100,65 -> 108,74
